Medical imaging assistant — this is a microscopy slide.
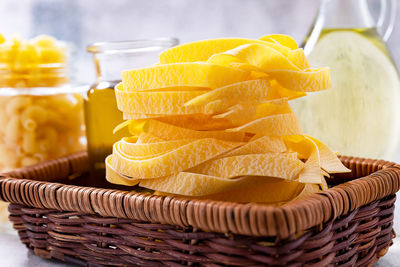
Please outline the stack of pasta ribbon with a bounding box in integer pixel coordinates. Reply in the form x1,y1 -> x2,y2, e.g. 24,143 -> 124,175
106,34 -> 350,204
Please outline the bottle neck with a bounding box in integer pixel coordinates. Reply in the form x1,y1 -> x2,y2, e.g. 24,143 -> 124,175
92,53 -> 129,83
319,0 -> 375,29
303,0 -> 376,54
88,38 -> 179,83
93,52 -> 162,82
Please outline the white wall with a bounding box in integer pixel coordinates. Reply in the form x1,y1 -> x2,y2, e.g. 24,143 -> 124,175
0,0 -> 399,83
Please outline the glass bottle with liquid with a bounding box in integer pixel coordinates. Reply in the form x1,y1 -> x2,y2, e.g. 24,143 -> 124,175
85,39 -> 178,184
292,0 -> 400,161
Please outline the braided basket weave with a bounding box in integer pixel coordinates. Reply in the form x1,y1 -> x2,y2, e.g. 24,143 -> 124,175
0,151 -> 399,266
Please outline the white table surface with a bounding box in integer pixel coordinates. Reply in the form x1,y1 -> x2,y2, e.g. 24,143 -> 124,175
0,201 -> 399,267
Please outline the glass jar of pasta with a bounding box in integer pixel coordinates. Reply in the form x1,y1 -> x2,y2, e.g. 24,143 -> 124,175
0,34 -> 85,172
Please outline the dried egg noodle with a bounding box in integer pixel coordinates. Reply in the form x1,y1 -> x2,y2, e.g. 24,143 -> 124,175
106,34 -> 350,204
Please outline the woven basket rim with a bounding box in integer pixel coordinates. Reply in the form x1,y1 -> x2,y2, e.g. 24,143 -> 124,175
1,151 -> 399,238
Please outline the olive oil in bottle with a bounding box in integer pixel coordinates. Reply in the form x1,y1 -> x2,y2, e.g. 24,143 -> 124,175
84,79 -> 128,180
85,39 -> 178,183
292,0 -> 400,161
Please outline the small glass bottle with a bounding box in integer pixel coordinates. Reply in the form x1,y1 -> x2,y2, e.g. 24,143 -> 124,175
292,0 -> 400,161
85,38 -> 178,183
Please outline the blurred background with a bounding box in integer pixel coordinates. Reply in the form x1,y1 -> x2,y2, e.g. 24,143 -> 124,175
1,0 -> 398,84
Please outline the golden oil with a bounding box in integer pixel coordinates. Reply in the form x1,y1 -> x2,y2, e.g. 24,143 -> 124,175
292,28 -> 400,160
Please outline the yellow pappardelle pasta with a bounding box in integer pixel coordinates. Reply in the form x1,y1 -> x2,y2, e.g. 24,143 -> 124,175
106,35 -> 350,204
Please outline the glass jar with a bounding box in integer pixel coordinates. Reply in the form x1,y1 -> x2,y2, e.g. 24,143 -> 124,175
292,0 -> 400,161
0,86 -> 85,171
0,36 -> 85,172
85,38 -> 178,181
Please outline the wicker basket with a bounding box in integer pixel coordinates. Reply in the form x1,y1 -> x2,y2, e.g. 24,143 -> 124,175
0,151 -> 399,266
